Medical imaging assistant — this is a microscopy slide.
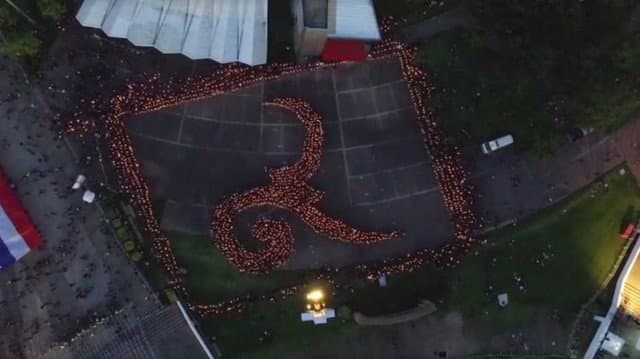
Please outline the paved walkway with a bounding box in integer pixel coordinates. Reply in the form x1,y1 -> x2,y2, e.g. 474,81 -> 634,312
0,53 -> 160,358
396,6 -> 477,44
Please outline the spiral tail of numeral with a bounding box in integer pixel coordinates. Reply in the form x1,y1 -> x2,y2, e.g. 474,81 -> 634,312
212,188 -> 295,273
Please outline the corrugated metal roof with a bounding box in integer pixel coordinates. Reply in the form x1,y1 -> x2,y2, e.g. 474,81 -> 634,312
40,304 -> 211,359
76,0 -> 268,66
328,0 -> 381,41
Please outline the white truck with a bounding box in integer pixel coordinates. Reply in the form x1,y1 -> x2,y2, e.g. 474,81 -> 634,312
481,134 -> 514,154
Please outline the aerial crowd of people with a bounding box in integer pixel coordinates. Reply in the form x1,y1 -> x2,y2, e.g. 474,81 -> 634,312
58,24 -> 480,316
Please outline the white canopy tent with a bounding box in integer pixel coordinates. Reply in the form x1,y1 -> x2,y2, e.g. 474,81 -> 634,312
76,0 -> 269,66
300,308 -> 335,325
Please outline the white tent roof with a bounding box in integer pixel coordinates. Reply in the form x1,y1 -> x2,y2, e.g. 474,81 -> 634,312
601,331 -> 625,356
328,0 -> 380,41
76,0 -> 268,66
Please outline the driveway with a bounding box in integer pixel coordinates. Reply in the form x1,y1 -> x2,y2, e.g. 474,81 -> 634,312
471,121 -> 640,231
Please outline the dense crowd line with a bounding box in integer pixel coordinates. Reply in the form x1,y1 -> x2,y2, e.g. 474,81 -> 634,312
64,25 -> 480,315
213,98 -> 402,273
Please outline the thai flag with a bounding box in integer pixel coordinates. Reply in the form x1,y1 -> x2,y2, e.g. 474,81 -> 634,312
0,169 -> 43,270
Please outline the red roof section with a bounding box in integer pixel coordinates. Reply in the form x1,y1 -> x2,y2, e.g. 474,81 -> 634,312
322,39 -> 367,62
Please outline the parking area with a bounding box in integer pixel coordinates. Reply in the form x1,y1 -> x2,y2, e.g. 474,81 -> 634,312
468,132 -> 627,230
126,59 -> 454,268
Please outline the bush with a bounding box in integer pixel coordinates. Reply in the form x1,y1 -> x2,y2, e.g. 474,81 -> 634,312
164,288 -> 178,303
337,305 -> 352,320
104,207 -> 118,219
37,0 -> 68,22
131,251 -> 143,262
111,218 -> 123,228
1,32 -> 41,58
124,241 -> 135,252
117,229 -> 132,241
0,8 -> 17,28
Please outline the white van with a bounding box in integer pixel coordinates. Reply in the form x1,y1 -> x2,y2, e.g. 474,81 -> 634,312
481,134 -> 514,154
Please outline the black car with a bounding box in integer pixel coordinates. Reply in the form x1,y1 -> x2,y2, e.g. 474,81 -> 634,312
567,127 -> 594,142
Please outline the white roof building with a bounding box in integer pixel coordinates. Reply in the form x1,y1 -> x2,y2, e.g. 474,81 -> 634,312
76,0 -> 269,66
292,0 -> 380,60
601,331 -> 625,356
328,0 -> 380,41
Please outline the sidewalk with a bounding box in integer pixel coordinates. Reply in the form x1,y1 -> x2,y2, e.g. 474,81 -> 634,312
396,6 -> 477,44
0,53 -> 161,357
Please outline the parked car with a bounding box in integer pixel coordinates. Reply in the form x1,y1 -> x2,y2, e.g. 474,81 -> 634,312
481,134 -> 514,154
567,127 -> 594,142
620,223 -> 636,239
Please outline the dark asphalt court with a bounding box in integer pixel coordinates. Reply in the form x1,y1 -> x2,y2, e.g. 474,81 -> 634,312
126,58 -> 454,268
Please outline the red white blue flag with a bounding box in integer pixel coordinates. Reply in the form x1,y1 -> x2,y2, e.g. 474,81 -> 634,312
0,168 -> 43,270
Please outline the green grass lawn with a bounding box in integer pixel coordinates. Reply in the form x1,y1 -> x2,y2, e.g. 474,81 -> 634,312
373,0 -> 460,25
446,170 -> 638,331
363,168 -> 638,333
418,28 -> 561,155
0,0 -> 73,74
201,168 -> 639,358
416,3 -> 640,156
168,232 -> 308,302
202,295 -> 354,359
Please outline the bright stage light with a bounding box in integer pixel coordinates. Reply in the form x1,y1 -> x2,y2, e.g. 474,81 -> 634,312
306,289 -> 324,302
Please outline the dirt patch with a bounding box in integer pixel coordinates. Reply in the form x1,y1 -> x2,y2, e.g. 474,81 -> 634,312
354,300 -> 437,326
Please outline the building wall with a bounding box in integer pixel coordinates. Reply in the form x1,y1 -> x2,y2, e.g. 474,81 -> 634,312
292,0 -> 304,53
291,0 -> 328,61
298,28 -> 328,59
